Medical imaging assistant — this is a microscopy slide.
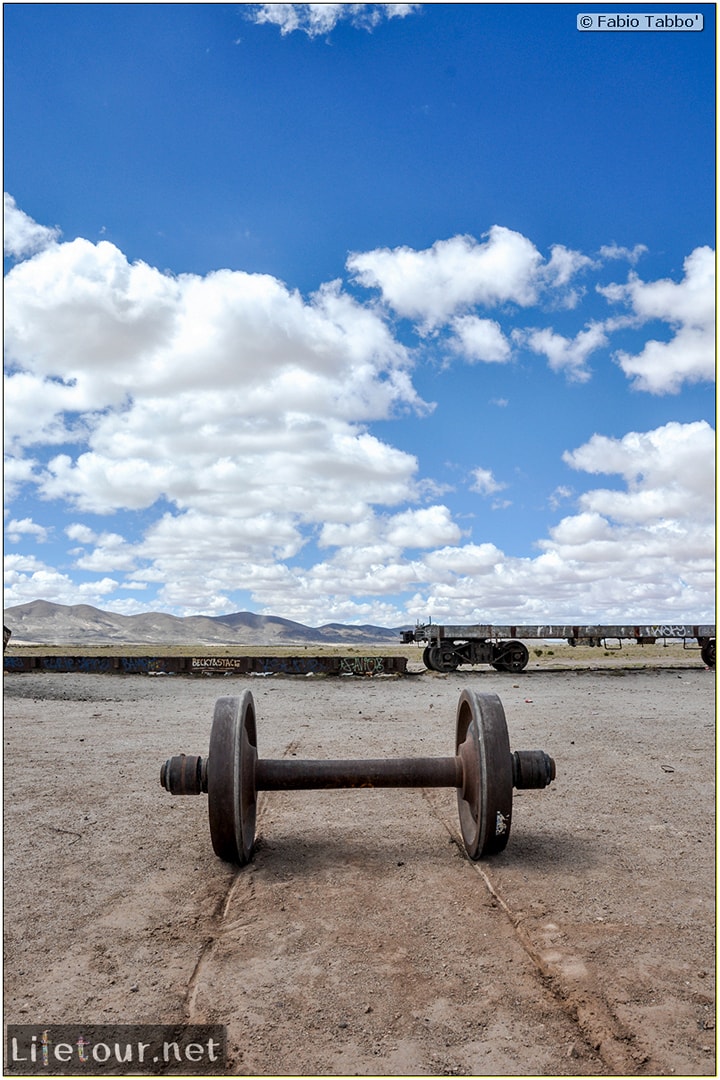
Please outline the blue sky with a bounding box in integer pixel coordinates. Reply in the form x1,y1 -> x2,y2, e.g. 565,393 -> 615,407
4,2 -> 715,626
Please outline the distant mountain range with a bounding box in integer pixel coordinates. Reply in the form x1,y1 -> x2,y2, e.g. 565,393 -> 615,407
3,600 -> 407,647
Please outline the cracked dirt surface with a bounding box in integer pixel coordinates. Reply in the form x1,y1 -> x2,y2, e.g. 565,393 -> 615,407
3,665 -> 715,1075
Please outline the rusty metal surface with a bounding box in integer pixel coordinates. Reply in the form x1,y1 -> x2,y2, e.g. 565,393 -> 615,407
403,622 -> 715,670
700,639 -> 715,667
512,750 -> 556,789
3,655 -> 187,674
3,654 -> 408,676
491,640 -> 530,672
190,655 -> 407,676
159,691 -> 557,867
256,756 -> 460,790
455,690 -> 514,859
408,622 -> 715,643
161,754 -> 205,795
207,694 -> 258,865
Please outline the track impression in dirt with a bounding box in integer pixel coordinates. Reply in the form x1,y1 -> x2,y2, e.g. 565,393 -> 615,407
3,665 -> 715,1075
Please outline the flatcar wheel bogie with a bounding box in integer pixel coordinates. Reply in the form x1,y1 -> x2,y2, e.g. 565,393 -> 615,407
424,644 -> 462,672
440,647 -> 460,672
492,640 -> 529,673
506,642 -> 529,673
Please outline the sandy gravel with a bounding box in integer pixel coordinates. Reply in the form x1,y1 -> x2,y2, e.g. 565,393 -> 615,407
3,663 -> 715,1075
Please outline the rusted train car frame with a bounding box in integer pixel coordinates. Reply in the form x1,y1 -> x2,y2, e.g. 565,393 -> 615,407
2,653 -> 407,677
402,622 -> 716,672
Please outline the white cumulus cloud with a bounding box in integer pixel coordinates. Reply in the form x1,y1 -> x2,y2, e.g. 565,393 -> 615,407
385,505 -> 462,549
542,244 -> 596,286
522,321 -> 608,382
599,243 -> 648,264
396,420 -> 715,625
470,467 -> 506,496
3,200 -> 714,625
4,553 -> 119,608
349,228 -> 536,328
4,518 -> 50,544
3,200 -> 436,615
449,316 -> 512,363
4,227 -> 427,528
248,3 -> 420,37
348,227 -> 595,331
4,193 -> 60,258
562,419 -> 715,525
599,246 -> 715,393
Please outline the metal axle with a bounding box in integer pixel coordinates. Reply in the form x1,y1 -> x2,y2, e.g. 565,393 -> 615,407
161,750 -> 554,795
158,691 -> 556,867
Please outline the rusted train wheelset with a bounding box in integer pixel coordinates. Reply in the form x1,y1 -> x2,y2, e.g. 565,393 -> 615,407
160,689 -> 555,866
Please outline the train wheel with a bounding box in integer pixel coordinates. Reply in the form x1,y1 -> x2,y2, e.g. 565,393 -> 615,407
492,641 -> 529,673
506,642 -> 529,673
426,646 -> 444,672
425,645 -> 460,672
440,647 -> 461,672
455,690 -> 513,858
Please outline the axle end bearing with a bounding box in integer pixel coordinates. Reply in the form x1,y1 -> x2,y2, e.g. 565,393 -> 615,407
160,754 -> 207,795
512,750 -> 556,789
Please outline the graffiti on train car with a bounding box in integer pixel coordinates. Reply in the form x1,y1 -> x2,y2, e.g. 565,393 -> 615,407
4,653 -> 409,676
42,656 -> 113,673
123,657 -> 151,673
191,657 -> 248,670
4,655 -> 169,674
339,656 -> 387,675
261,656 -> 322,674
190,656 -> 324,674
4,656 -> 26,671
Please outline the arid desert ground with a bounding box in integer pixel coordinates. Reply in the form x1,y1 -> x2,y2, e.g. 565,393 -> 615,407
3,654 -> 715,1075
